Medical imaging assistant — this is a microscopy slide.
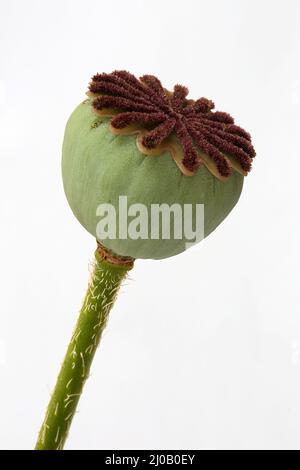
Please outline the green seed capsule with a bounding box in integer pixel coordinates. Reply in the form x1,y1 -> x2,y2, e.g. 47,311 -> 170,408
62,99 -> 244,260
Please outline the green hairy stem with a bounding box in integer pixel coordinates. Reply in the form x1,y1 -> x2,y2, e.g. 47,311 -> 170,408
35,249 -> 133,450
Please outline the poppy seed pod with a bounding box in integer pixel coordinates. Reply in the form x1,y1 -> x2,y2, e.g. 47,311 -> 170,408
36,71 -> 256,450
62,71 -> 255,260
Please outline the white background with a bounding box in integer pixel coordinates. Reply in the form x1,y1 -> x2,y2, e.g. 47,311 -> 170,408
0,0 -> 300,450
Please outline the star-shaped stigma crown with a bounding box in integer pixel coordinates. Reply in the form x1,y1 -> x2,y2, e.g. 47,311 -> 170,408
88,71 -> 255,180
